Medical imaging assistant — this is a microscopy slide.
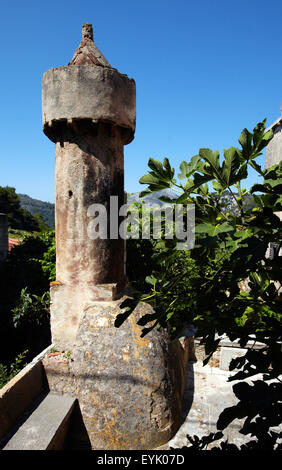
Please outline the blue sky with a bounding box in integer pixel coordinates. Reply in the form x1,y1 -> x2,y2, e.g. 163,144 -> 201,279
0,0 -> 281,203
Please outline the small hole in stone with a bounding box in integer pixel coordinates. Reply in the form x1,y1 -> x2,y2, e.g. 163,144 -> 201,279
68,190 -> 73,198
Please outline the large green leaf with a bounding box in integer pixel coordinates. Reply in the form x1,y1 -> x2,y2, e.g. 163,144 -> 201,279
238,128 -> 253,158
199,148 -> 220,173
251,183 -> 273,194
147,158 -> 167,180
163,157 -> 175,180
252,119 -> 266,149
178,155 -> 201,180
139,173 -> 163,185
257,130 -> 274,152
186,172 -> 214,193
195,221 -> 234,237
222,147 -> 235,186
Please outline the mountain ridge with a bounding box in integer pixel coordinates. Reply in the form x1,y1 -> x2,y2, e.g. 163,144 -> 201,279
18,190 -> 177,229
19,189 -> 256,229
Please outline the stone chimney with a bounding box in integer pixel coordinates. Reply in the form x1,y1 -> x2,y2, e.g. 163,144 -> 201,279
42,23 -> 136,347
42,24 -> 188,450
0,214 -> 8,263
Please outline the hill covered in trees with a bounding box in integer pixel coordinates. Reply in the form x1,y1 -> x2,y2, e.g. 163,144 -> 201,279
18,194 -> 55,229
1,187 -> 257,233
20,189 -> 258,228
0,187 -> 50,232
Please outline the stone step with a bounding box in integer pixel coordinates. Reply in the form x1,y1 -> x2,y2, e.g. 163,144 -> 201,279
2,392 -> 76,450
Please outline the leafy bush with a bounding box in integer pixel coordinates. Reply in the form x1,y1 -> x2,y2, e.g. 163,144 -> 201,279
12,288 -> 50,329
116,119 -> 282,450
0,186 -> 49,231
0,351 -> 28,389
0,231 -> 55,363
39,232 -> 56,281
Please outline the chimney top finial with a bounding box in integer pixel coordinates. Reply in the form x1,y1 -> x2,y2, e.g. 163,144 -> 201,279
68,22 -> 111,67
82,23 -> 93,41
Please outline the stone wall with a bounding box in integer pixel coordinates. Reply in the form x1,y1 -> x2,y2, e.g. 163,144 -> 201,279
266,116 -> 282,168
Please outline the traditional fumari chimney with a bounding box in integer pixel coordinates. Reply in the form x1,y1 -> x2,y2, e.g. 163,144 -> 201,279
42,24 -> 188,450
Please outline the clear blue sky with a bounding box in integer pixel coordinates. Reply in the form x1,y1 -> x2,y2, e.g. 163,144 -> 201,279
0,0 -> 281,203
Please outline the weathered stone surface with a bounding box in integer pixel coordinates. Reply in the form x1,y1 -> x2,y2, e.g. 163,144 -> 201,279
266,116 -> 282,168
50,283 -> 118,349
42,23 -> 188,450
42,23 -> 135,141
0,346 -> 52,442
69,23 -> 111,67
265,116 -> 282,248
54,123 -> 126,288
43,300 -> 190,450
3,393 -> 76,450
42,66 -> 136,142
49,121 -> 128,349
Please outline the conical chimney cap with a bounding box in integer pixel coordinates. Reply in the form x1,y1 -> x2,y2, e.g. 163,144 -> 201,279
69,23 -> 111,67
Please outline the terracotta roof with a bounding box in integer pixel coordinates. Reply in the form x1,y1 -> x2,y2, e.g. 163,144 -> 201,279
8,238 -> 19,251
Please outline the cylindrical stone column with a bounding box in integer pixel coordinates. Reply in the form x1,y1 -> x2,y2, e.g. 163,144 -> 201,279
54,123 -> 126,287
42,24 -> 136,347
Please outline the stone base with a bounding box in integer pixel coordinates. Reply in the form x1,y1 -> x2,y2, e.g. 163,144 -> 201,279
43,299 -> 190,450
49,282 -> 118,349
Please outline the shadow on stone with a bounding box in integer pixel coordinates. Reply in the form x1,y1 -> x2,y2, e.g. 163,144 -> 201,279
180,362 -> 195,424
64,401 -> 92,450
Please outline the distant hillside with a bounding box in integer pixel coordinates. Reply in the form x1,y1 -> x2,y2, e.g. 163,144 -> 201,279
18,189 -> 256,230
19,194 -> 55,229
18,190 -> 175,230
17,190 -> 176,230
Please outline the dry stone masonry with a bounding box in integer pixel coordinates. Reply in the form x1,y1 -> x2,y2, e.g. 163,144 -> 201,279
42,24 -> 189,450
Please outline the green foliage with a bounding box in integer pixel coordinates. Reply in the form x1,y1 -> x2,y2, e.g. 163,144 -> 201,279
126,202 -> 163,292
127,237 -> 156,293
0,351 -> 28,389
63,350 -> 72,359
0,186 -> 48,232
0,231 -> 55,363
0,191 -> 54,382
39,231 -> 56,281
8,228 -> 33,241
117,119 -> 282,450
0,186 -> 23,227
12,288 -> 50,329
19,193 -> 55,229
32,213 -> 51,232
